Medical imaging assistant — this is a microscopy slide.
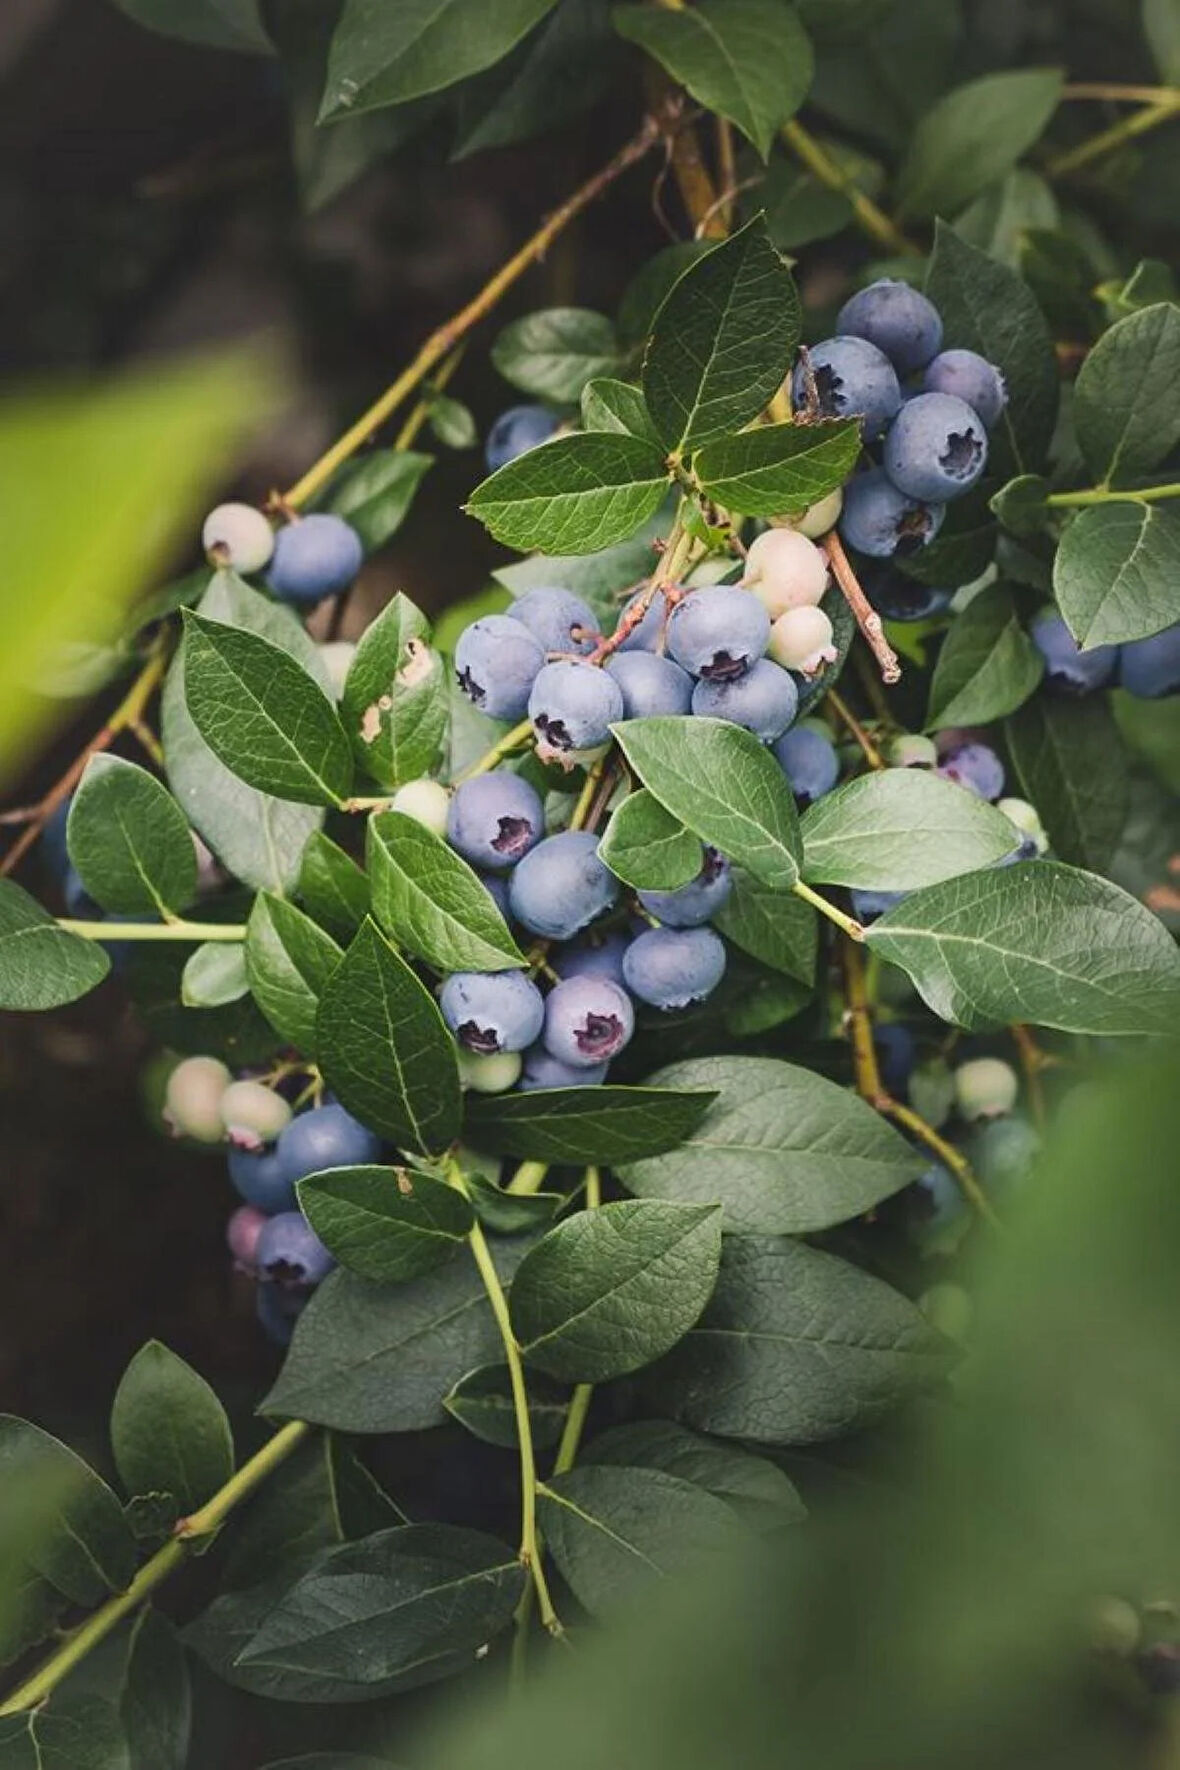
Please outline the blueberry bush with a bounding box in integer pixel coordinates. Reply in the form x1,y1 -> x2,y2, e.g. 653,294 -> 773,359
3,0 -> 1180,1763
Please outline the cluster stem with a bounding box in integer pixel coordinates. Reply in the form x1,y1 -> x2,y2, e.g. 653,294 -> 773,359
780,118 -> 921,257
823,533 -> 901,686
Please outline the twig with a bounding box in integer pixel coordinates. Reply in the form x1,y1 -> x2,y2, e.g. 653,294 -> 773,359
825,687 -> 884,771
1010,1022 -> 1048,1131
713,116 -> 738,233
780,117 -> 921,257
823,532 -> 901,685
394,345 -> 466,452
1046,95 -> 1180,178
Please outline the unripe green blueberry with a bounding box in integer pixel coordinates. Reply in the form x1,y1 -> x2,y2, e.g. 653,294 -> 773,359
918,1281 -> 972,1342
785,486 -> 843,540
908,1056 -> 955,1130
743,528 -> 829,618
318,641 -> 355,699
391,778 -> 450,836
457,1049 -> 523,1093
164,1054 -> 231,1143
202,502 -> 275,573
953,1055 -> 1019,1122
767,605 -> 837,675
886,733 -> 938,769
219,1078 -> 293,1150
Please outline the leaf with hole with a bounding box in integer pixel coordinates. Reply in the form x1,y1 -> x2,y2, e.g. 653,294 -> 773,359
340,593 -> 448,792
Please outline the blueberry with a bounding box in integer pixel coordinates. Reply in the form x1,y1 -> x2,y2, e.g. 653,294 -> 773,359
256,1211 -> 334,1288
839,468 -> 946,558
605,650 -> 693,718
638,848 -> 731,927
666,587 -> 770,681
276,1102 -> 382,1184
457,1049 -> 523,1093
391,778 -> 451,837
485,404 -> 559,473
784,487 -> 843,542
256,1282 -> 308,1347
229,1145 -> 297,1214
164,1056 -> 230,1144
477,871 -> 513,919
997,797 -> 1048,855
542,975 -> 634,1067
921,349 -> 1006,428
1029,610 -> 1119,695
508,830 -> 620,940
226,1203 -> 267,1274
953,1056 -> 1018,1122
510,587 -> 600,657
862,562 -> 953,622
528,659 -> 624,756
836,280 -> 943,377
792,336 -> 901,440
455,615 -> 545,720
936,741 -> 1004,802
968,1113 -> 1040,1190
219,1079 -> 292,1151
850,888 -> 906,922
613,587 -> 672,653
1117,620 -> 1180,698
773,725 -> 839,803
551,930 -> 631,989
885,733 -> 938,768
520,1044 -> 608,1090
909,1161 -> 967,1244
742,528 -> 829,618
873,1022 -> 916,1097
447,772 -> 544,871
440,970 -> 545,1054
623,925 -> 727,1009
691,658 -> 798,742
267,514 -> 364,604
767,606 -> 837,676
202,502 -> 274,573
883,392 -> 988,503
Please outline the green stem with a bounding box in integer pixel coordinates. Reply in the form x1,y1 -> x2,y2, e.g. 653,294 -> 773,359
0,1420 -> 310,1714
507,1160 -> 551,1196
792,879 -> 865,942
780,117 -> 921,257
1046,96 -> 1180,178
57,920 -> 246,942
1046,480 -> 1180,508
455,718 -> 534,784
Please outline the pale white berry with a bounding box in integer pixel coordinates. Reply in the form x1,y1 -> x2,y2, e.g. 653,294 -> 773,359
219,1079 -> 293,1151
391,778 -> 450,836
457,1049 -> 523,1094
767,605 -> 837,676
318,640 -> 356,699
742,528 -> 829,618
952,1056 -> 1019,1123
202,502 -> 274,573
785,486 -> 843,540
886,733 -> 938,769
996,797 -> 1043,837
164,1055 -> 231,1143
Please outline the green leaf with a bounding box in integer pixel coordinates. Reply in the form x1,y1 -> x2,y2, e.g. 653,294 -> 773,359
712,868 -> 817,983
339,592 -> 449,791
454,0 -> 618,158
649,1234 -> 951,1444
162,572 -> 325,894
895,68 -> 1064,219
762,135 -> 886,251
110,1342 -> 234,1513
1073,302 -> 1180,488
466,432 -> 670,554
1005,695 -> 1130,872
443,1364 -> 569,1449
989,473 -> 1050,537
800,769 -> 1019,889
598,789 -> 702,890
181,612 -> 353,807
955,166 -> 1060,269
0,879 -> 109,1011
320,449 -> 433,553
612,0 -> 813,159
427,394 -> 477,450
0,1416 -> 136,1608
583,1418 -> 806,1529
694,418 -> 861,518
537,1466 -> 749,1614
617,241 -> 713,348
257,1759 -> 395,1770
108,0 -> 271,52
1145,0 -> 1180,80
492,308 -> 619,403
245,892 -> 344,1058
612,716 -> 801,890
618,1055 -> 921,1234
66,756 -> 196,917
181,940 -> 249,1008
1053,501 -> 1180,649
322,0 -> 560,116
236,1524 -> 524,1701
804,0 -> 958,155
580,377 -> 660,443
296,1165 -> 473,1283
464,1171 -> 564,1235
463,1083 -> 717,1163
297,831 -> 371,944
120,1608 -> 191,1770
262,1239 -> 532,1432
925,583 -> 1043,729
641,216 -> 800,453
0,1696 -> 130,1770
925,222 -> 1058,474
510,1199 -> 722,1382
367,811 -> 525,971
316,918 -> 462,1155
866,860 -> 1180,1037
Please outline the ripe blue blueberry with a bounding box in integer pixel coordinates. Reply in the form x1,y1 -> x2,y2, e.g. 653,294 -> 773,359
937,741 -> 1004,802
276,1102 -> 382,1185
509,830 -> 620,940
256,1283 -> 308,1347
1118,620 -> 1180,698
520,1044 -> 608,1090
862,562 -> 953,622
267,514 -> 364,604
447,772 -> 544,871
510,587 -> 600,657
792,336 -> 901,440
228,1145 -> 297,1215
638,848 -> 731,927
836,280 -> 943,377
691,658 -> 798,742
613,587 -> 671,653
873,1022 -> 916,1097
921,349 -> 1006,428
256,1211 -> 334,1289
883,392 -> 988,502
850,888 -> 906,922
440,970 -> 545,1054
551,929 -> 631,990
909,1161 -> 966,1248
773,725 -> 839,804
839,468 -> 945,558
485,404 -> 560,473
528,659 -> 624,755
605,650 -> 693,717
477,870 -> 513,919
623,925 -> 727,1009
1029,610 -> 1119,695
542,975 -> 635,1067
666,586 -> 770,681
455,615 -> 545,719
